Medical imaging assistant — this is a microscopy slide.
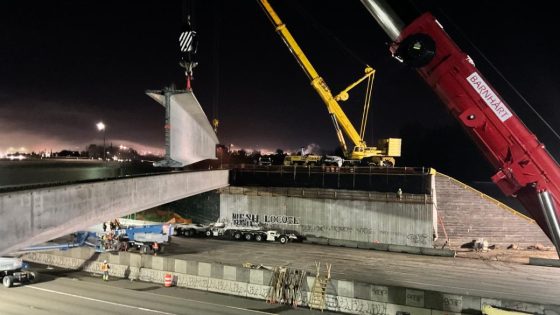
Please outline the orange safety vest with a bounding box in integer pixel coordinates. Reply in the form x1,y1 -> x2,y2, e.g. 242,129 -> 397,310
101,262 -> 110,271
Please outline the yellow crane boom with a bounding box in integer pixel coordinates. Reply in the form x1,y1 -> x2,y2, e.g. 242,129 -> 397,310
258,0 -> 401,165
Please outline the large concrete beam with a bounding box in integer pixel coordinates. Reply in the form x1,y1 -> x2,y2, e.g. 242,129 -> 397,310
147,89 -> 219,167
0,170 -> 228,255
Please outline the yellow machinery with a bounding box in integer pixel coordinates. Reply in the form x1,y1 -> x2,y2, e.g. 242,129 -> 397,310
283,154 -> 322,166
258,0 -> 401,166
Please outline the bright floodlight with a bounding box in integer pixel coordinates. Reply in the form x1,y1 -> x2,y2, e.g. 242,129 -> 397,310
96,122 -> 105,131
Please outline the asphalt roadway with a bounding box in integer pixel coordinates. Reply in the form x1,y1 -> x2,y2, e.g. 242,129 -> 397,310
163,237 -> 560,305
0,266 -> 336,315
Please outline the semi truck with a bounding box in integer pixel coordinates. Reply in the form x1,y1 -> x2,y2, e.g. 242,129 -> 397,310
205,222 -> 299,244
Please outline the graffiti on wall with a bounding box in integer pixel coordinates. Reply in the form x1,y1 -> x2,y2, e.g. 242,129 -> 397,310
231,213 -> 300,226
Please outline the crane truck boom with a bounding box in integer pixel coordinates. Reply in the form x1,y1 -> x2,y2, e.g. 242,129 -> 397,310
258,0 -> 401,166
360,0 -> 560,254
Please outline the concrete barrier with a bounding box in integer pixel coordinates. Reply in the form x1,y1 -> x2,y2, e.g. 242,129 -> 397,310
328,239 -> 358,248
23,249 -> 560,315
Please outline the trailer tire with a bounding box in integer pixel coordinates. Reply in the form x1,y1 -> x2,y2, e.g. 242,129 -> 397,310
233,232 -> 242,240
255,234 -> 263,242
244,233 -> 252,241
3,276 -> 14,288
28,271 -> 38,282
279,235 -> 288,244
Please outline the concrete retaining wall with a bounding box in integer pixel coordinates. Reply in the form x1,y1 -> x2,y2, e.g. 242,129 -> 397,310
219,186 -> 435,247
23,248 -> 559,315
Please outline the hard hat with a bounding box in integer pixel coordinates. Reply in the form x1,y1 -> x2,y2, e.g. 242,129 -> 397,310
103,260 -> 107,263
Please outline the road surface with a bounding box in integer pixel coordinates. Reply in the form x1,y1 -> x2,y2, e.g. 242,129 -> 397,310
162,237 -> 560,305
0,266 -> 334,315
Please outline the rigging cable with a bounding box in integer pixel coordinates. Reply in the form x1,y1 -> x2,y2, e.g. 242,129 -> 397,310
287,1 -> 367,68
212,1 -> 221,124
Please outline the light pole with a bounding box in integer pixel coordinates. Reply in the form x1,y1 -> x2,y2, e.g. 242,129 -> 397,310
96,122 -> 106,161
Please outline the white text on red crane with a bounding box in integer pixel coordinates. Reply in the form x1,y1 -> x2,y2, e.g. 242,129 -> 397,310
467,72 -> 512,122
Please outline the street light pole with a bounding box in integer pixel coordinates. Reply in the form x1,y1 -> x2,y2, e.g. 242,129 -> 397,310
96,122 -> 106,161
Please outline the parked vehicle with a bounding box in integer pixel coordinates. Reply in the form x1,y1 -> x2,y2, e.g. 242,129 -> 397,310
258,156 -> 272,166
115,224 -> 173,254
175,223 -> 210,237
205,222 -> 299,244
0,257 -> 38,288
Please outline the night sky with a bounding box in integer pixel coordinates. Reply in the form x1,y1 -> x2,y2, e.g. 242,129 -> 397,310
1,1 -> 559,180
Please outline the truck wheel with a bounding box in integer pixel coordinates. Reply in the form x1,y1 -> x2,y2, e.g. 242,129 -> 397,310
28,271 -> 38,282
233,232 -> 242,240
279,235 -> 288,244
244,233 -> 252,241
3,276 -> 14,288
205,230 -> 212,237
255,234 -> 263,242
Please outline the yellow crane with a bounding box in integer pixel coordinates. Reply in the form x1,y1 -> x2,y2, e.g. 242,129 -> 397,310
258,0 -> 401,166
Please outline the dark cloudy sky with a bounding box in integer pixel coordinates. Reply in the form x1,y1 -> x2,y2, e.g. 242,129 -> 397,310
1,1 -> 559,178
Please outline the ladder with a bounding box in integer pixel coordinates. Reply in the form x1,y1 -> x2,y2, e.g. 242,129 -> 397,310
308,262 -> 331,311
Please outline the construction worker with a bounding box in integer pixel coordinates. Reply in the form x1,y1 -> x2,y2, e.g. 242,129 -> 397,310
152,242 -> 159,256
101,259 -> 110,281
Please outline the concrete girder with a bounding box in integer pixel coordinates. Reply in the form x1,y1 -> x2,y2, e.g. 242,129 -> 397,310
0,170 -> 228,255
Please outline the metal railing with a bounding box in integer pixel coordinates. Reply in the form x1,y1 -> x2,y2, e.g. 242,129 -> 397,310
229,165 -> 433,195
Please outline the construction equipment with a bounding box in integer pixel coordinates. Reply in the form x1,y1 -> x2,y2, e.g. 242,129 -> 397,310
114,224 -> 173,254
283,154 -> 322,166
175,223 -> 209,237
361,0 -> 560,255
179,14 -> 199,90
0,257 -> 38,288
258,0 -> 401,166
1,232 -> 100,287
205,222 -> 299,244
